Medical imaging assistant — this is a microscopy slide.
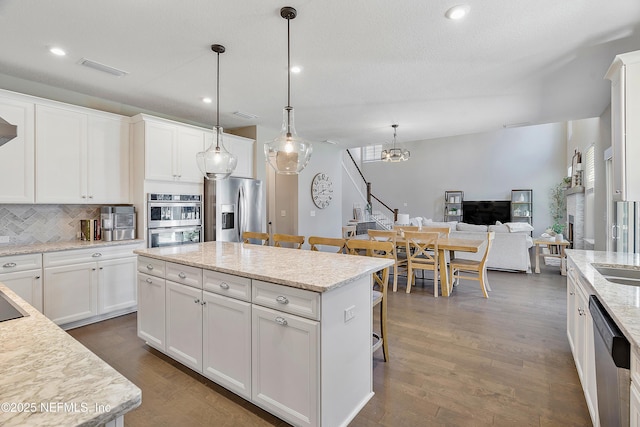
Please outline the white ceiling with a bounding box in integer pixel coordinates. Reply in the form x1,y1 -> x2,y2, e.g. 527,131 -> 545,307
0,0 -> 639,148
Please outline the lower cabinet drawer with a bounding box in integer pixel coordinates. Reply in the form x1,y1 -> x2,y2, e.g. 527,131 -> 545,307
203,269 -> 251,302
0,253 -> 42,273
252,280 -> 320,321
166,262 -> 202,289
138,256 -> 166,278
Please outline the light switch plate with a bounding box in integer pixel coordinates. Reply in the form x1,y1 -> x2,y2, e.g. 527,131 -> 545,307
344,305 -> 355,323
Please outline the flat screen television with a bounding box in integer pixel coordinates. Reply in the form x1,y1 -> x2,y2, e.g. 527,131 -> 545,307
462,200 -> 511,225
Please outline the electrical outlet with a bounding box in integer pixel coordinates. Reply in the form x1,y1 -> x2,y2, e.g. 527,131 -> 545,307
344,305 -> 356,323
281,210 -> 286,217
404,202 -> 408,207
310,210 -> 316,217
0,236 -> 9,244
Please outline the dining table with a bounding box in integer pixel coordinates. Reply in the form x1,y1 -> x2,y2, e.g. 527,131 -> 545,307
351,233 -> 485,297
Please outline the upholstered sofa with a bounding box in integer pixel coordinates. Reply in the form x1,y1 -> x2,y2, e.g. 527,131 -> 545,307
419,219 -> 533,273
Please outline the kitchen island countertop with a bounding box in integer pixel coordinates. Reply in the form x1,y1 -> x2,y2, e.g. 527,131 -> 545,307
134,241 -> 393,293
566,249 -> 640,349
0,283 -> 141,426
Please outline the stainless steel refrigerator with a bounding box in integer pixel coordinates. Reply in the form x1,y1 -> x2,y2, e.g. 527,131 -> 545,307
204,177 -> 264,242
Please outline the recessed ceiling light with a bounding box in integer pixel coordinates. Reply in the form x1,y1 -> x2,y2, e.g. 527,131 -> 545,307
445,4 -> 470,20
202,97 -> 213,104
49,47 -> 66,56
290,66 -> 302,74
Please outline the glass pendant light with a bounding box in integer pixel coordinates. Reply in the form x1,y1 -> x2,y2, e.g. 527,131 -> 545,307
196,44 -> 237,180
264,6 -> 312,175
381,124 -> 410,162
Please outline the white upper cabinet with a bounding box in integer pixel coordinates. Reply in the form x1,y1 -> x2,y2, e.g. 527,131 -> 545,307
204,130 -> 255,178
35,104 -> 130,204
137,116 -> 205,183
0,95 -> 35,203
606,50 -> 640,201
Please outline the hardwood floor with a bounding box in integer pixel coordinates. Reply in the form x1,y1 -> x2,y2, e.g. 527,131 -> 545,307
69,260 -> 591,426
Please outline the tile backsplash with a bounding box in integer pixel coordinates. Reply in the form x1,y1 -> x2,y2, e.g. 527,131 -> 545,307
0,205 -> 101,245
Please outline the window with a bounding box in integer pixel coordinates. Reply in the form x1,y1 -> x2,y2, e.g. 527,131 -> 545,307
585,144 -> 595,190
362,145 -> 383,163
585,144 -> 595,242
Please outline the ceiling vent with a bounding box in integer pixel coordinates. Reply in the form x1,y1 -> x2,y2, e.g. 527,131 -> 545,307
78,58 -> 129,77
233,111 -> 259,120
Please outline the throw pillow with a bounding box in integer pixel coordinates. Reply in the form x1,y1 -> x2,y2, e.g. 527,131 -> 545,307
488,224 -> 510,233
456,223 -> 488,232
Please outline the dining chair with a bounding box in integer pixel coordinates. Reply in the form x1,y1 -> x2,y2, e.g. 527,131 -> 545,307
346,239 -> 394,362
404,231 -> 440,296
272,233 -> 305,249
367,229 -> 405,292
342,225 -> 357,238
393,225 -> 419,236
242,231 -> 270,245
419,226 -> 450,237
308,236 -> 347,254
449,231 -> 495,298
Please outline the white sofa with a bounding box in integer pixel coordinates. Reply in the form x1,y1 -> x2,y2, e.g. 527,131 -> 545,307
421,219 -> 533,273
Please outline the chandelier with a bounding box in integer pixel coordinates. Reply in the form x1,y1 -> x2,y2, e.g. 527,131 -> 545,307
381,124 -> 410,162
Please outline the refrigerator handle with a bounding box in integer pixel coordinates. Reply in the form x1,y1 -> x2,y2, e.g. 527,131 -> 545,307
237,185 -> 244,242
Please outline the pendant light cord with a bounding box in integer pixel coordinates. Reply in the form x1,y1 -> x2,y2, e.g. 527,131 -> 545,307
216,49 -> 221,149
286,15 -> 292,136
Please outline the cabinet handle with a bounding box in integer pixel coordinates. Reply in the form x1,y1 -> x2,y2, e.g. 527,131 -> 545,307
35,276 -> 41,279
92,268 -> 97,271
194,298 -> 200,304
201,301 -> 206,306
92,253 -> 102,258
2,262 -> 17,268
146,265 -> 154,270
146,278 -> 153,283
88,195 -> 93,199
276,296 -> 289,305
578,308 -> 585,316
178,272 -> 187,279
570,291 -> 575,296
99,267 -> 103,270
275,316 -> 288,326
82,195 -> 87,199
219,282 -> 230,290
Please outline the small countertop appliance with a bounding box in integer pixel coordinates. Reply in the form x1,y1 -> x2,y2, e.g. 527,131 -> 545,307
101,206 -> 136,241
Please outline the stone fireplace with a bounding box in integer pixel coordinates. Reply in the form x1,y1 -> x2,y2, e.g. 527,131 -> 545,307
566,188 -> 584,249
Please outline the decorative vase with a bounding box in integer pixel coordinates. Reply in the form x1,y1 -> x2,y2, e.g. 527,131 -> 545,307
555,233 -> 564,242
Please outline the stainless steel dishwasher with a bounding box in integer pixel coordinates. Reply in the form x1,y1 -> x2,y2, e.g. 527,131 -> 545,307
589,295 -> 631,427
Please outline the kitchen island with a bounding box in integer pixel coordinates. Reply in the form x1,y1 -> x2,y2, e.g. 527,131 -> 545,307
0,283 -> 141,426
134,241 -> 393,427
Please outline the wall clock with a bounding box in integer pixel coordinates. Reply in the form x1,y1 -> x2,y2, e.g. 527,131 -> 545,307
311,173 -> 333,209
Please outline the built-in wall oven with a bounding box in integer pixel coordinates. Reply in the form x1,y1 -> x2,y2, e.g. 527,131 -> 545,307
147,193 -> 202,248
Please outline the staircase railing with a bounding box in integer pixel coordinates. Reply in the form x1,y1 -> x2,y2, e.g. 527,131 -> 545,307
346,149 -> 398,222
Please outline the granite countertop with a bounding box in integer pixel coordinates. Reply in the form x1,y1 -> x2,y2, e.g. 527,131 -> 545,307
566,249 -> 640,349
135,241 -> 394,293
0,284 -> 141,426
0,239 -> 145,257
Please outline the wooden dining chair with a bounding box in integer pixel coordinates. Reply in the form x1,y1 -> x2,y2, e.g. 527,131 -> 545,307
404,231 -> 440,296
308,236 -> 347,254
272,233 -> 305,249
393,225 -> 419,235
346,239 -> 394,362
342,225 -> 357,238
367,229 -> 405,292
242,231 -> 269,245
449,231 -> 495,298
419,226 -> 450,237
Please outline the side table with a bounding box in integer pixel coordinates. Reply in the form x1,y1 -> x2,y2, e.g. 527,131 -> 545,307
533,238 -> 571,275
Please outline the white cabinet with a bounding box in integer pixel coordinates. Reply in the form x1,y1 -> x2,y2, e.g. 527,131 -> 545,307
605,50 -> 640,201
202,290 -> 252,399
136,116 -> 204,183
631,348 -> 640,427
0,253 -> 43,312
566,259 -> 599,425
166,280 -> 203,372
44,262 -> 98,325
43,243 -> 140,326
35,104 -> 129,204
0,95 -> 35,203
137,271 -> 166,351
205,131 -> 255,178
252,304 -> 319,427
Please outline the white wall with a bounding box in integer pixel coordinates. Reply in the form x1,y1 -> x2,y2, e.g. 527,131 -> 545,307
360,123 -> 567,236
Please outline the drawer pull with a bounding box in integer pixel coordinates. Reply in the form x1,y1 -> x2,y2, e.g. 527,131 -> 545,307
92,253 -> 102,258
35,276 -> 41,279
146,278 -> 153,283
219,282 -> 230,290
2,262 -> 17,268
178,272 -> 187,279
276,296 -> 289,305
201,301 -> 206,306
275,316 -> 288,326
194,298 -> 200,304
146,265 -> 154,270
